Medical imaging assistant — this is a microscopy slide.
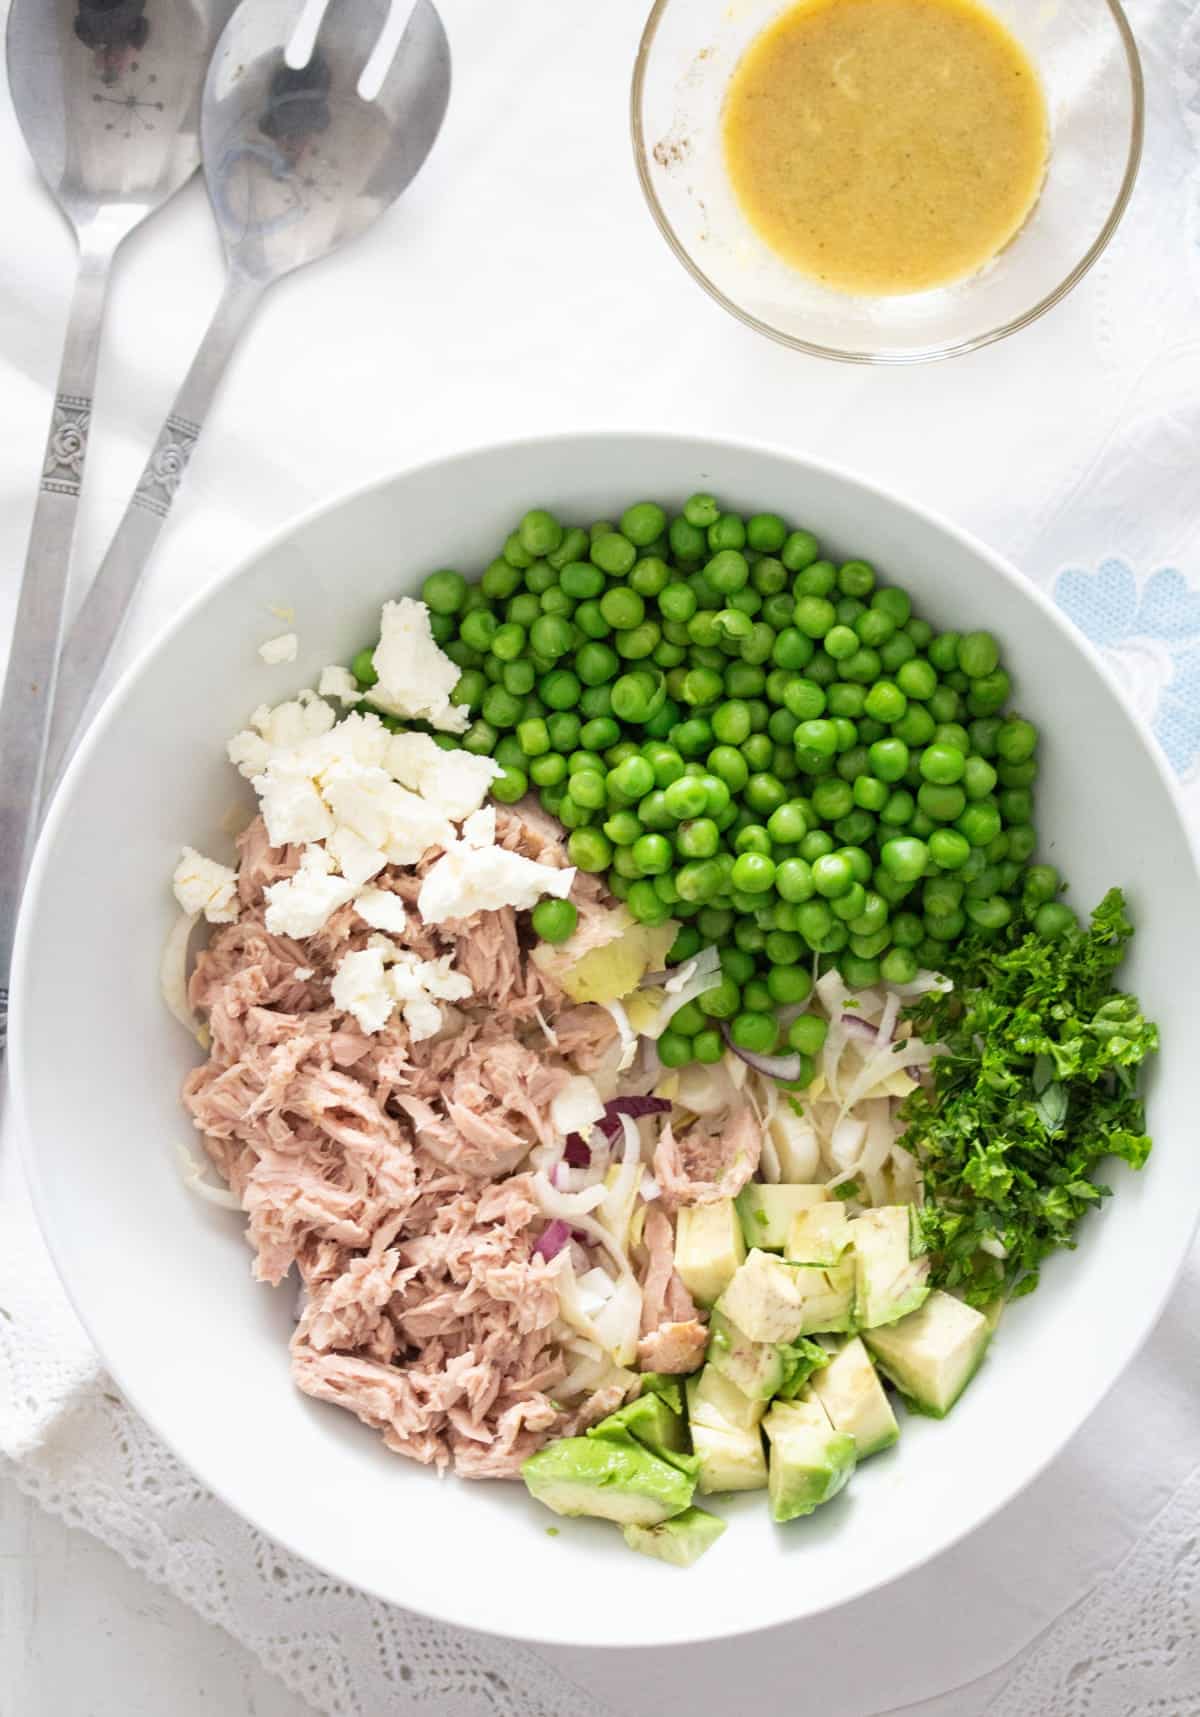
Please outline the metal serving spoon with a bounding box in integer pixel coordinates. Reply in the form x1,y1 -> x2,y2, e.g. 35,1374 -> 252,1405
0,0 -> 228,1050
43,0 -> 451,781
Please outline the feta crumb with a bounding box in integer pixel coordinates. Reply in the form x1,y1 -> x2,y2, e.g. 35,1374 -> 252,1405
318,664 -> 362,706
367,598 -> 470,734
263,846 -> 356,938
228,691 -> 336,779
386,732 -> 501,820
419,841 -> 575,923
388,951 -> 473,1041
331,947 -> 394,1035
354,885 -> 408,933
253,754 -> 335,847
327,826 -> 387,889
173,847 -> 240,924
462,806 -> 496,848
259,632 -> 298,665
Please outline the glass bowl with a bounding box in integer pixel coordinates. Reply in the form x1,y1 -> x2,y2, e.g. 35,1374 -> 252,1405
631,0 -> 1144,363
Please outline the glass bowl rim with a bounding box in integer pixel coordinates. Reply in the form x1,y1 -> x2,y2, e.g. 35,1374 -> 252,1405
630,0 -> 1146,365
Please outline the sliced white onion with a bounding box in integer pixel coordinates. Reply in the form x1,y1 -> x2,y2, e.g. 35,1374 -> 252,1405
598,1113 -> 644,1244
674,1058 -> 736,1116
175,1143 -> 241,1210
877,990 -> 901,1045
722,1027 -> 803,1082
532,1171 -> 608,1220
601,998 -> 639,1071
160,911 -> 205,1043
830,1115 -> 867,1170
550,1074 -> 606,1140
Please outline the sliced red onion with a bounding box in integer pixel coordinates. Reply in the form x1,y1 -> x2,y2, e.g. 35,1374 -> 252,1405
534,1219 -> 572,1261
721,1025 -> 803,1082
601,1095 -> 671,1127
563,1134 -> 591,1168
840,1013 -> 879,1045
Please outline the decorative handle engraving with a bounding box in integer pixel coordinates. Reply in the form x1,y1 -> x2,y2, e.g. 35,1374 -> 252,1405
133,413 -> 201,519
41,392 -> 92,497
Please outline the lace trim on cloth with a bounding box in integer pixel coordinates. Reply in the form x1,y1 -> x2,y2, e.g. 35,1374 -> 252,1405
0,1177 -> 615,1717
985,1462 -> 1200,1716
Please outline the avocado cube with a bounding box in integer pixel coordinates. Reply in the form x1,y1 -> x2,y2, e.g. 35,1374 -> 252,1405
687,1364 -> 766,1433
790,1254 -> 856,1335
736,1183 -> 830,1252
785,1203 -> 853,1266
691,1421 -> 768,1494
639,1371 -> 685,1414
622,1507 -> 727,1568
706,1309 -> 787,1401
863,1289 -> 991,1417
588,1391 -> 688,1458
809,1336 -> 899,1458
674,1198 -> 746,1307
763,1401 -> 857,1522
852,1206 -> 930,1330
717,1249 -> 809,1343
522,1434 -> 694,1526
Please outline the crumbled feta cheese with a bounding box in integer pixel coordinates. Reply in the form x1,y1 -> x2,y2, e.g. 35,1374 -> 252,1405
172,847 -> 240,924
388,951 -> 472,1041
263,846 -> 356,938
227,690 -> 336,778
419,840 -> 575,923
318,664 -> 362,706
327,826 -> 387,889
253,754 -> 335,847
308,710 -> 391,776
462,806 -> 496,848
329,943 -> 471,1039
331,947 -> 394,1035
387,731 -> 500,820
259,632 -> 298,665
354,885 -> 408,934
367,598 -> 469,734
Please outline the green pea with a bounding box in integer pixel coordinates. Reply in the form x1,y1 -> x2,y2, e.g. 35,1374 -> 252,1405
896,658 -> 937,701
855,608 -> 895,650
677,817 -> 720,859
705,549 -> 749,596
791,594 -> 835,639
490,764 -> 528,803
997,718 -> 1038,763
526,614 -> 570,660
1023,863 -> 1060,905
957,801 -> 1003,848
963,756 -> 998,800
731,852 -> 776,893
892,703 -> 936,748
848,889 -> 889,936
529,896 -> 577,945
878,946 -> 917,984
772,856 -> 813,903
811,778 -> 855,823
866,737 -> 908,783
628,833 -> 669,876
705,745 -> 748,792
698,976 -> 740,1019
573,641 -> 617,688
481,558 -> 522,601
880,836 -> 928,881
927,828 -> 971,869
558,561 -> 603,602
599,586 -> 645,631
957,630 -> 1000,678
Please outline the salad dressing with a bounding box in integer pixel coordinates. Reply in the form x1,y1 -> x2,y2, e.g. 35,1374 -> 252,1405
723,0 -> 1049,296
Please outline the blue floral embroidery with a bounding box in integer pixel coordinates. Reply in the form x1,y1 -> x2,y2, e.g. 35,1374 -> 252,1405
1053,559 -> 1200,777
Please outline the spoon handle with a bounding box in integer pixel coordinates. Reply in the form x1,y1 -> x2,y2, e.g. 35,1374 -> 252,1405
0,238 -> 113,1053
44,269 -> 265,792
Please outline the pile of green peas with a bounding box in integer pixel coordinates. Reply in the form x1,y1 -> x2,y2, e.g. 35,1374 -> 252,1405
351,496 -> 1069,1071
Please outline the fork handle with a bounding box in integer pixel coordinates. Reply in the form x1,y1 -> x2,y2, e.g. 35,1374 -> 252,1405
44,268 -> 266,793
0,238 -> 114,1054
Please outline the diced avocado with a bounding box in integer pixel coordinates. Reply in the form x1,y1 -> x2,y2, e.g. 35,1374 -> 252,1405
736,1183 -> 829,1251
852,1206 -> 930,1330
639,1372 -> 684,1414
674,1198 -> 746,1307
789,1255 -> 856,1335
623,1507 -> 727,1568
691,1421 -> 768,1494
785,1203 -> 852,1266
706,1308 -> 786,1400
774,1336 -> 832,1400
762,1401 -> 857,1522
687,1364 -> 766,1433
522,1434 -> 694,1526
717,1249 -> 854,1343
717,1249 -> 809,1344
589,1391 -> 687,1458
863,1289 -> 991,1417
809,1337 -> 898,1458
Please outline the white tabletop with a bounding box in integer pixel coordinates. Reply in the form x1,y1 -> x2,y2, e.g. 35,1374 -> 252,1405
3,0 -> 1200,1712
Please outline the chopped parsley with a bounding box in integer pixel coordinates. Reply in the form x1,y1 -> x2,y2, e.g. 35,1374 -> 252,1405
900,888 -> 1157,1307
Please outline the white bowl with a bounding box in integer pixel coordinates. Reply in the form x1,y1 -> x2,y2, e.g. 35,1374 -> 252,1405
11,433 -> 1200,1648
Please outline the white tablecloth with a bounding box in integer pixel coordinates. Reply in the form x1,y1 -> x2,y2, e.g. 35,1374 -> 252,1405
3,1 -> 1199,1712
